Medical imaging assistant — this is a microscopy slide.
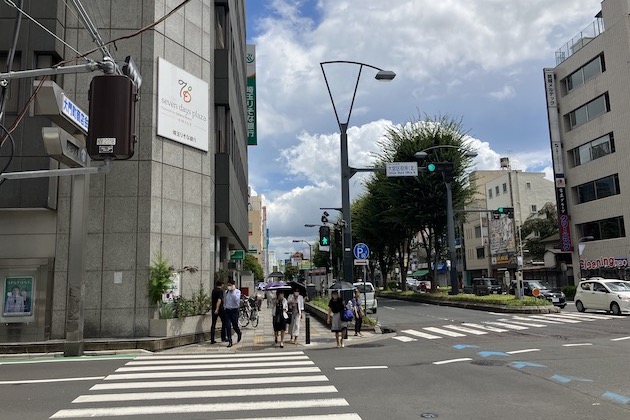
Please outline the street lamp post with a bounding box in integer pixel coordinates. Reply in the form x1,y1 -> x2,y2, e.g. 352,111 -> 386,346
292,239 -> 313,284
321,60 -> 395,282
415,146 -> 477,295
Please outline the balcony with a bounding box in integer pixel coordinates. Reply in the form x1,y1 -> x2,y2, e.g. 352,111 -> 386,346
555,16 -> 604,65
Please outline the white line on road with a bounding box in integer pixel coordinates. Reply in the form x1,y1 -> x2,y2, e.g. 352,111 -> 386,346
334,366 -> 388,371
104,366 -> 321,381
442,325 -> 488,335
126,355 -> 309,365
506,349 -> 540,355
73,385 -> 338,403
134,351 -> 304,360
512,315 -> 562,325
500,319 -> 547,328
462,323 -> 507,333
392,336 -> 417,342
562,343 -> 593,347
485,322 -> 529,330
91,375 -> 330,391
0,376 -> 105,386
540,314 -> 581,323
401,329 -> 441,339
51,399 -> 350,418
383,306 -> 396,310
433,358 -> 473,365
423,327 -> 465,337
611,336 -> 630,342
115,360 -> 314,372
524,315 -> 564,324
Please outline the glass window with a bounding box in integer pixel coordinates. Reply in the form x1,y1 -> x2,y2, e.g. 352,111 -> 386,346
577,182 -> 596,203
582,55 -> 604,83
526,183 -> 531,189
595,176 -> 616,199
476,247 -> 485,259
495,186 -> 500,195
570,105 -> 588,127
586,94 -> 607,119
474,226 -> 482,238
568,93 -> 609,129
578,216 -> 625,240
502,183 -> 507,193
573,133 -> 614,166
531,205 -> 537,213
576,174 -> 619,204
565,55 -> 604,93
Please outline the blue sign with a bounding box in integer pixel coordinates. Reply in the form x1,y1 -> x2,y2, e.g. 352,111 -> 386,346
61,94 -> 89,134
353,243 -> 369,260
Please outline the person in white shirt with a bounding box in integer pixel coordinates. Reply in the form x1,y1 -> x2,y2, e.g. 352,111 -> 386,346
287,288 -> 304,344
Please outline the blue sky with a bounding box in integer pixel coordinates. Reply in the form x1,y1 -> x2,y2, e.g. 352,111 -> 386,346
244,0 -> 601,259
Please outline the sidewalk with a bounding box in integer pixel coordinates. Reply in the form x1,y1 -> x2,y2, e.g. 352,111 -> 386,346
159,303 -> 379,354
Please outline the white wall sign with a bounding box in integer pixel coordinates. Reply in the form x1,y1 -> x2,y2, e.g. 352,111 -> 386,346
157,58 -> 209,151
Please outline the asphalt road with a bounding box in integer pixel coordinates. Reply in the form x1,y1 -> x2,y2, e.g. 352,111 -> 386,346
1,299 -> 629,419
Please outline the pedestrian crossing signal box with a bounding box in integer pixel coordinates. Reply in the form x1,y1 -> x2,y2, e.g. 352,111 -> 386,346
319,226 -> 331,247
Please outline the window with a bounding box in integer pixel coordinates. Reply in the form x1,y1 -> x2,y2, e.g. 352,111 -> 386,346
476,247 -> 485,259
564,54 -> 605,92
578,216 -> 625,240
502,183 -> 507,193
488,189 -> 493,198
576,174 -> 620,204
526,182 -> 531,189
474,226 -> 482,238
495,186 -> 500,195
568,93 -> 609,129
530,205 -> 537,213
572,133 -> 615,167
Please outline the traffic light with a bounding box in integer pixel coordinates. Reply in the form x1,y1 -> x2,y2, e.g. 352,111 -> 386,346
319,226 -> 331,247
87,74 -> 138,160
334,226 -> 342,249
492,207 -> 514,219
425,162 -> 454,173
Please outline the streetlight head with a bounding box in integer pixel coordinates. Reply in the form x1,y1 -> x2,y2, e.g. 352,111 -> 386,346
304,224 -> 317,227
414,151 -> 428,160
292,240 -> 301,243
375,70 -> 396,81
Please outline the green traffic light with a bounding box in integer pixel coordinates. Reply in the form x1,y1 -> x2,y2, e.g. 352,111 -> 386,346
321,237 -> 329,245
427,163 -> 436,172
498,207 -> 504,213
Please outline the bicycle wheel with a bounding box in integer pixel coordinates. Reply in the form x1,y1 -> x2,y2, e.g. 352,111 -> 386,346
238,308 -> 250,328
251,310 -> 259,328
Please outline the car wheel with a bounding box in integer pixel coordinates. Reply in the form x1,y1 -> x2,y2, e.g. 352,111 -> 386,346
611,302 -> 622,316
575,300 -> 585,312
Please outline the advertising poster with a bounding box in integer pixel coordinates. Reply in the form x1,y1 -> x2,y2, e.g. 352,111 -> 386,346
3,276 -> 33,316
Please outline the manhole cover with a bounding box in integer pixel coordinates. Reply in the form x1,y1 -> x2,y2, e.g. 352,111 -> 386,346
420,413 -> 438,418
471,360 -> 507,367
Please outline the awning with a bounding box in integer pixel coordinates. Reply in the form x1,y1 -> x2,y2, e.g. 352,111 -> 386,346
410,269 -> 429,277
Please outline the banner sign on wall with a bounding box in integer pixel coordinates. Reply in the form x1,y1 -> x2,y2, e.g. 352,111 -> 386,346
246,44 -> 257,146
157,58 -> 209,151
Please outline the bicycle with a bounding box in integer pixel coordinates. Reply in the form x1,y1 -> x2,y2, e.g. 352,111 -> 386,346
238,298 -> 250,328
249,297 -> 259,328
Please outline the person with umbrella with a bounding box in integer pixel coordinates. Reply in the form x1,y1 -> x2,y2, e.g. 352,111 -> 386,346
327,290 -> 347,348
271,289 -> 289,348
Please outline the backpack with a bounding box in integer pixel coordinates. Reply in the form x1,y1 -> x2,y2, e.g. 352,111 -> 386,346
341,301 -> 354,322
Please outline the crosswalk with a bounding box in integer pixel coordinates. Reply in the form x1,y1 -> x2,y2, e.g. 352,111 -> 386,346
392,312 -> 617,343
49,351 -> 362,419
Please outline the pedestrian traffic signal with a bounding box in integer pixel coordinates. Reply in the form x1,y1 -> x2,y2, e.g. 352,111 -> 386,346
492,207 -> 514,218
319,226 -> 331,247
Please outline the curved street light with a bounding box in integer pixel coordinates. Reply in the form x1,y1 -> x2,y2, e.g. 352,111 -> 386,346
321,60 -> 396,283
416,145 -> 477,295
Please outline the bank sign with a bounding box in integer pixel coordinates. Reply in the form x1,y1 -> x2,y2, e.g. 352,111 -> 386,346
157,58 -> 209,152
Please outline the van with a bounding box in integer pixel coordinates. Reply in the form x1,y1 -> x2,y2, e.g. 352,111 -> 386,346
353,281 -> 377,314
472,278 -> 502,296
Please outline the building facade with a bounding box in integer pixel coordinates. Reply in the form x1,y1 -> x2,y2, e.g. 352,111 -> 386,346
0,0 -> 249,342
247,192 -> 268,277
545,0 -> 630,283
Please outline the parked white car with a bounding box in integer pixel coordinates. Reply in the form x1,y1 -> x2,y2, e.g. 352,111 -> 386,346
574,278 -> 630,315
353,281 -> 377,314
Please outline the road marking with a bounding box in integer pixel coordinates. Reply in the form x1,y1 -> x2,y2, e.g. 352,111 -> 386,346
602,392 -> 630,405
115,360 -> 314,372
74,386 -> 339,403
91,375 -> 330,391
334,366 -> 388,371
51,399 -> 351,418
0,355 -> 137,365
510,361 -> 546,369
462,323 -> 507,333
478,351 -> 510,358
423,327 -> 465,337
485,322 -> 529,330
549,314 -> 595,322
512,315 -> 562,324
540,314 -> 581,323
383,306 -> 396,310
501,319 -> 547,328
506,349 -> 540,355
557,313 -> 613,320
127,355 -> 309,365
392,336 -> 417,342
432,358 -> 472,365
562,343 -> 593,347
134,351 -> 304,360
104,366 -> 321,381
442,325 -> 488,335
0,376 -> 105,385
401,329 -> 441,339
611,336 -> 630,342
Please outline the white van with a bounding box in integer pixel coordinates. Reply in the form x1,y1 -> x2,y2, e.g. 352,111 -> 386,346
353,282 -> 377,314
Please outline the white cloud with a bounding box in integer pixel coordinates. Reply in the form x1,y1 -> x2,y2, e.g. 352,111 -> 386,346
489,85 -> 516,101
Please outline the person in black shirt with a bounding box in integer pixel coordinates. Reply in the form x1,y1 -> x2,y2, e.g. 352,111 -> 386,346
327,290 -> 347,348
210,280 -> 227,344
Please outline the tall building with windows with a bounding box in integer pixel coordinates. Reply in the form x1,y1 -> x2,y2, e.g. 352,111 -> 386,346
0,1 -> 249,342
544,0 -> 630,282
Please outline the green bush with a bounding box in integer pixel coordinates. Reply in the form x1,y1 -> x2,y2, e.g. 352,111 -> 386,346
386,281 -> 399,291
562,285 -> 576,301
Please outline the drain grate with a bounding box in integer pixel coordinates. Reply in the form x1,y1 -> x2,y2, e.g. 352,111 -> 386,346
471,359 -> 507,367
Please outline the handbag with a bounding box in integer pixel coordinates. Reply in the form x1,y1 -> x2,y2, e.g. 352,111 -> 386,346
341,307 -> 354,322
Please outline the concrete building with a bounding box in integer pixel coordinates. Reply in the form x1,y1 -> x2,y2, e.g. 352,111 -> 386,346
463,160 -> 555,284
0,1 -> 249,342
247,192 -> 268,277
544,0 -> 630,283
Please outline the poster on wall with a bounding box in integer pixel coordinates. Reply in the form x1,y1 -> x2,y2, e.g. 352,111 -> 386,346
156,57 -> 209,151
3,276 -> 33,316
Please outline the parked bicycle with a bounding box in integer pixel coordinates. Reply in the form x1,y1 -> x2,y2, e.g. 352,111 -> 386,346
238,296 -> 259,328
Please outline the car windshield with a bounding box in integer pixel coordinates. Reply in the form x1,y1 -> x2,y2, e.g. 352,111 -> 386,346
488,280 -> 500,286
527,281 -> 546,289
605,281 -> 630,292
355,284 -> 374,293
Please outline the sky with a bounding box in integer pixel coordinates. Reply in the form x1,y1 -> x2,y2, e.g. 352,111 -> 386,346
244,0 -> 601,262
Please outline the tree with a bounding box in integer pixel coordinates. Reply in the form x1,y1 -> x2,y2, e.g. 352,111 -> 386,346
243,254 -> 264,281
520,202 -> 559,260
284,264 -> 299,281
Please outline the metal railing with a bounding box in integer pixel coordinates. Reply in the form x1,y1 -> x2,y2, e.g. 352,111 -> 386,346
555,17 -> 604,65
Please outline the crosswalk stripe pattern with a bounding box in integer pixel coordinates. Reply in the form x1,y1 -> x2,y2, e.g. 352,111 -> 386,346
49,351 -> 362,419
394,312 -> 620,342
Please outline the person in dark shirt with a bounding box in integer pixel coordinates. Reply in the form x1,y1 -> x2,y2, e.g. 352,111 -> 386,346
327,290 -> 347,348
210,280 -> 227,344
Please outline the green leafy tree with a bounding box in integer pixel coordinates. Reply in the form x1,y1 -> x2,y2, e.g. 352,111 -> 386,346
284,264 -> 299,281
243,253 -> 264,281
520,202 -> 559,260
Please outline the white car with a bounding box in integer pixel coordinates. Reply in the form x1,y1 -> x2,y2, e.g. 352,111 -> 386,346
353,281 -> 377,314
574,278 -> 630,315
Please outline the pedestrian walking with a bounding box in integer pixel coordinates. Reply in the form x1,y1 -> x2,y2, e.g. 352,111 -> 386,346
222,279 -> 242,348
327,290 -> 347,348
209,280 -> 227,344
351,288 -> 364,337
287,287 -> 304,344
272,290 -> 288,348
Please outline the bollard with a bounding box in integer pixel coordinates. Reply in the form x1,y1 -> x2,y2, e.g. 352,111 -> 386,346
305,313 -> 311,344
